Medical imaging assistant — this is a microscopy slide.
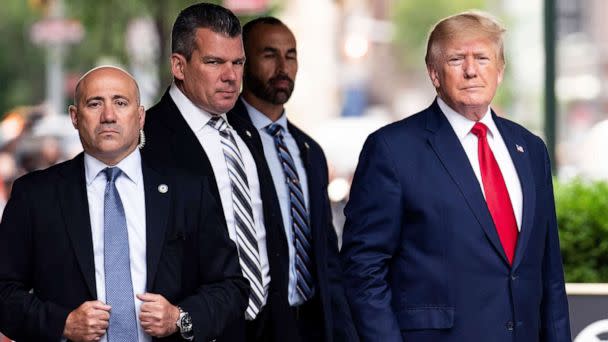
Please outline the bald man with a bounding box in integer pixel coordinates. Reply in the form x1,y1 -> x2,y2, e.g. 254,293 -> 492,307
0,66 -> 249,342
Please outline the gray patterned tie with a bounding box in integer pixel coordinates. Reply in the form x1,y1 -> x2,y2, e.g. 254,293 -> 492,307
208,116 -> 264,320
103,167 -> 138,341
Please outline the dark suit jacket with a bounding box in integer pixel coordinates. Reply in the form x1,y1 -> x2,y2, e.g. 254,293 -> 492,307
227,98 -> 358,342
341,100 -> 571,342
0,153 -> 249,342
143,91 -> 293,341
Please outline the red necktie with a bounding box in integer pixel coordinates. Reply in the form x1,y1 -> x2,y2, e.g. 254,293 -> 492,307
471,122 -> 518,265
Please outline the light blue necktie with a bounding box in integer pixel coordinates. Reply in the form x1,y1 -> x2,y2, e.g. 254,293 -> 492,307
103,167 -> 138,341
266,124 -> 314,301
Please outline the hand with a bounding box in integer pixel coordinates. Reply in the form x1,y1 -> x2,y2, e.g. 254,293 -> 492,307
137,293 -> 180,337
63,300 -> 111,342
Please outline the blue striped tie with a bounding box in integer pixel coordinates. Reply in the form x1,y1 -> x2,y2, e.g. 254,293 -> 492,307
266,124 -> 314,301
103,167 -> 138,341
208,116 -> 264,320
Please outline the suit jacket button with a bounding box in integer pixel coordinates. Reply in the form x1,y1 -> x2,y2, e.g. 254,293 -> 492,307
511,274 -> 518,281
506,321 -> 514,331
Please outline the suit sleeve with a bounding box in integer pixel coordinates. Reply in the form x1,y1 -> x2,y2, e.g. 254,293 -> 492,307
177,178 -> 250,341
318,151 -> 359,342
340,132 -> 403,341
539,143 -> 572,341
0,178 -> 71,341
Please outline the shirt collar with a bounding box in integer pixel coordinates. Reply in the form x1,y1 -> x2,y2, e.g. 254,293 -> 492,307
437,96 -> 497,140
169,82 -> 228,132
242,98 -> 289,132
84,148 -> 142,186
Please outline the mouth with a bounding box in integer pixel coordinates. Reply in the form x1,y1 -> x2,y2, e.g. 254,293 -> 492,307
462,85 -> 483,90
270,76 -> 293,87
218,90 -> 237,95
272,80 -> 292,88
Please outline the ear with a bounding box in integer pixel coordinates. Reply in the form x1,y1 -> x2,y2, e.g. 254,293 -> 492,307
497,63 -> 505,85
68,105 -> 79,129
427,64 -> 441,89
170,53 -> 187,81
138,105 -> 146,129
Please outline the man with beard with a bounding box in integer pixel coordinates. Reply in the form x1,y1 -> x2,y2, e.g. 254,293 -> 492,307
226,17 -> 358,342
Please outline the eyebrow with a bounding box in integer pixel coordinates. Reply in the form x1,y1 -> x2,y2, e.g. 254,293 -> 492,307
262,47 -> 297,54
84,95 -> 129,103
202,55 -> 224,61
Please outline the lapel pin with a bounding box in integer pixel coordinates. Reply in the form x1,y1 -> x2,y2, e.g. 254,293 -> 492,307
245,130 -> 252,138
304,142 -> 310,149
516,144 -> 524,153
158,184 -> 168,193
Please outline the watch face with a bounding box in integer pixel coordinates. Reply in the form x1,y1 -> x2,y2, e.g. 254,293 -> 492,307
181,313 -> 193,332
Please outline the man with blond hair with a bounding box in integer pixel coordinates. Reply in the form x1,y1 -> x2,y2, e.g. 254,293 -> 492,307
341,11 -> 571,341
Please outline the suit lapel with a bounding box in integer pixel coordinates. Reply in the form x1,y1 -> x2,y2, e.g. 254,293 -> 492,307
162,93 -> 212,172
58,154 -> 97,298
142,161 -> 170,290
287,123 -> 314,215
288,122 -> 312,173
425,103 -> 510,266
287,122 -> 323,261
493,115 -> 536,270
158,91 -> 220,201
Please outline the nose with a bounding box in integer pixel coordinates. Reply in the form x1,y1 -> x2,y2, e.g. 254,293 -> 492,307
101,104 -> 117,123
221,63 -> 237,82
463,57 -> 477,79
277,56 -> 287,72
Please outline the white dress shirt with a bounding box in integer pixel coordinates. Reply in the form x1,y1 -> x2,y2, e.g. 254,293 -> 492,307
84,148 -> 150,342
169,84 -> 270,306
438,97 -> 523,231
243,99 -> 312,306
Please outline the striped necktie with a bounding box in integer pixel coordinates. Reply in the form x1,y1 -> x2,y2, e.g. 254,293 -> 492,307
208,116 -> 264,320
103,167 -> 139,341
266,123 -> 314,301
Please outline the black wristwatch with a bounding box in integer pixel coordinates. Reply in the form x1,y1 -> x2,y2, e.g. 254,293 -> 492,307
176,306 -> 194,340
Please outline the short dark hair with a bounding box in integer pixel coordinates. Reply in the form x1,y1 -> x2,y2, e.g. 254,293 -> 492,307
242,16 -> 284,47
172,3 -> 242,60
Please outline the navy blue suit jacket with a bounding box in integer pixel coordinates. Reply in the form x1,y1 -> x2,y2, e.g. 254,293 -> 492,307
0,153 -> 249,342
341,101 -> 571,342
227,98 -> 358,342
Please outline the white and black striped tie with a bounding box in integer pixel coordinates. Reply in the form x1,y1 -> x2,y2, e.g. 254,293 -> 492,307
209,116 -> 264,320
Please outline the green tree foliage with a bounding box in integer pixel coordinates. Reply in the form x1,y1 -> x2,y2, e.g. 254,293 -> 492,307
0,1 -> 45,115
555,178 -> 608,282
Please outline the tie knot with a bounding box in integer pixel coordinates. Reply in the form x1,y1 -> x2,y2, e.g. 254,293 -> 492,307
471,122 -> 488,138
266,123 -> 283,137
208,116 -> 228,132
103,167 -> 122,183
